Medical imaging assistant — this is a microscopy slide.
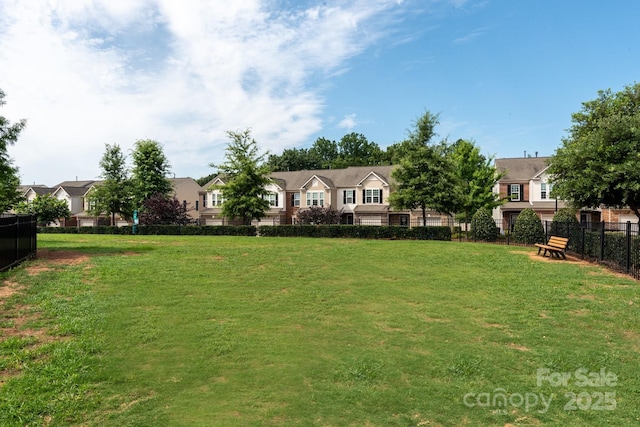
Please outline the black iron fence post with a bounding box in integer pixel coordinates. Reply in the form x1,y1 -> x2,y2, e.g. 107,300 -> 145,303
599,221 -> 605,261
626,221 -> 632,274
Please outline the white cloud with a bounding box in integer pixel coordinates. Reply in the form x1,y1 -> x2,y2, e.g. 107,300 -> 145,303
338,114 -> 358,130
0,0 -> 415,184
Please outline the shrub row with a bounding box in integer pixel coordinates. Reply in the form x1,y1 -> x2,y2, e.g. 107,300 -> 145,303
37,224 -> 450,240
38,225 -> 257,236
257,225 -> 451,240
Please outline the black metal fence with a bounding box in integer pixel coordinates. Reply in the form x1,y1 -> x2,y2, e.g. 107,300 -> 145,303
547,221 -> 640,280
456,217 -> 640,280
0,214 -> 37,272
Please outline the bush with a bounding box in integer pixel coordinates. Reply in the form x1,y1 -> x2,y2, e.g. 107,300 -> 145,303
512,208 -> 544,244
296,206 -> 343,225
550,208 -> 579,235
470,208 -> 498,242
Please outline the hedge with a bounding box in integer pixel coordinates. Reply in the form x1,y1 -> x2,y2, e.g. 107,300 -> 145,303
257,225 -> 451,240
38,225 -> 257,236
38,224 -> 451,240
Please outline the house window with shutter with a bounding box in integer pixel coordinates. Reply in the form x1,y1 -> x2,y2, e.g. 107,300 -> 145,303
541,183 -> 547,200
306,191 -> 324,207
363,188 -> 383,204
510,184 -> 520,201
291,193 -> 300,207
343,189 -> 355,204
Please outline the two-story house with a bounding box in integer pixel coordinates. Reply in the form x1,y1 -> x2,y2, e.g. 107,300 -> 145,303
199,165 -> 446,226
21,177 -> 203,226
493,156 -> 638,228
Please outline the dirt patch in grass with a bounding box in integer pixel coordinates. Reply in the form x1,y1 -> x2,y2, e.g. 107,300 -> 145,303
35,249 -> 91,265
567,294 -> 596,301
18,249 -> 93,276
0,281 -> 23,301
506,342 -> 530,352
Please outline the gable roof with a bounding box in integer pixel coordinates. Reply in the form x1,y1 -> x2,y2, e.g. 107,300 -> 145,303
495,157 -> 551,181
20,185 -> 53,196
300,174 -> 334,190
270,165 -> 395,191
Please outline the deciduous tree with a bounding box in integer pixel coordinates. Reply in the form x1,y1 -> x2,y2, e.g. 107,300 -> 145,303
139,193 -> 191,225
549,83 -> 640,219
0,89 -> 26,212
388,111 -> 462,226
87,143 -> 134,225
14,194 -> 71,225
448,139 -> 505,225
131,139 -> 172,206
212,129 -> 271,225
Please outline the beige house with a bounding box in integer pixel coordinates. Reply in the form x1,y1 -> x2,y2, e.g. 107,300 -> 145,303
493,157 -> 638,228
21,177 -> 203,226
199,165 -> 447,226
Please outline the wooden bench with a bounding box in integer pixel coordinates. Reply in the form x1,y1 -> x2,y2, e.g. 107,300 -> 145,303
535,236 -> 569,259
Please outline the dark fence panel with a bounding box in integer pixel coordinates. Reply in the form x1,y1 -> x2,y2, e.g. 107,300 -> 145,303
0,214 -> 37,272
543,220 -> 640,280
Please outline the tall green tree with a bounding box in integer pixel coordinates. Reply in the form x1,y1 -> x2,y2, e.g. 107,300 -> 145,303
131,139 -> 172,206
87,143 -> 134,225
267,147 -> 318,171
388,111 -> 462,225
448,139 -> 505,225
14,194 -> 71,225
335,132 -> 384,167
308,137 -> 338,169
549,82 -> 640,219
386,110 -> 440,164
212,129 -> 272,225
0,89 -> 26,212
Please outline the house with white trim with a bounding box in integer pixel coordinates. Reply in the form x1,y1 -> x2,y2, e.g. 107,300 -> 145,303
199,165 -> 446,226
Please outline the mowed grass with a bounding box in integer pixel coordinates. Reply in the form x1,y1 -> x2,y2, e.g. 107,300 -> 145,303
1,234 -> 640,426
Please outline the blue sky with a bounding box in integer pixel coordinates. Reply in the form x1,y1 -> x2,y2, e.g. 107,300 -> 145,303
1,0 -> 638,185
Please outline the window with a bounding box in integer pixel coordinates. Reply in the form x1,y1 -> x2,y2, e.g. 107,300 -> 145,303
291,193 -> 300,207
510,184 -> 520,201
212,193 -> 224,206
306,191 -> 324,207
541,182 -> 552,200
343,189 -> 355,204
362,188 -> 383,204
203,193 -> 207,208
264,193 -> 278,207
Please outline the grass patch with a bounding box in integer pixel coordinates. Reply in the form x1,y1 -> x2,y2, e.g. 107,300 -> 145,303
0,234 -> 639,425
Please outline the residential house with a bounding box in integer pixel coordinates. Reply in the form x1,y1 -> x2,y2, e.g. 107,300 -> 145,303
199,165 -> 447,226
19,185 -> 54,204
169,177 -> 204,222
21,177 -> 203,226
493,157 -> 638,228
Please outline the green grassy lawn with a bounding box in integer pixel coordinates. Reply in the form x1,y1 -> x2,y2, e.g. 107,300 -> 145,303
1,234 -> 639,426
